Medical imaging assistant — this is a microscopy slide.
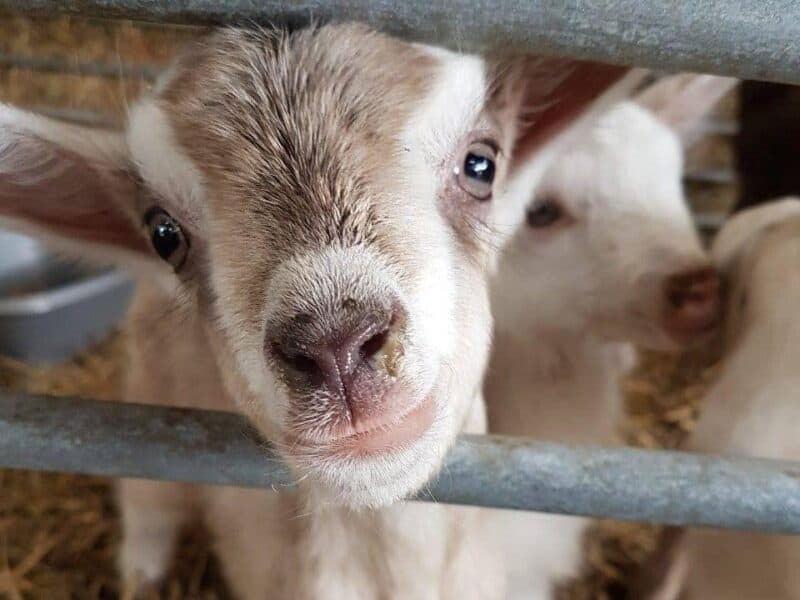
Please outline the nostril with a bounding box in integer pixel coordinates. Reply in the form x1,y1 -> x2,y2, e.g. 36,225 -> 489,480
272,343 -> 319,376
360,327 -> 389,361
667,287 -> 687,309
288,352 -> 319,375
665,268 -> 720,308
662,267 -> 721,341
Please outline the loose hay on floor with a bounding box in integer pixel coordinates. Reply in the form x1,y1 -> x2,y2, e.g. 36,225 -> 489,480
0,334 -> 231,599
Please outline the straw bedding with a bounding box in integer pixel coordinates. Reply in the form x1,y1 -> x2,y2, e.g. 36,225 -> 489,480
0,15 -> 736,599
0,333 -> 232,599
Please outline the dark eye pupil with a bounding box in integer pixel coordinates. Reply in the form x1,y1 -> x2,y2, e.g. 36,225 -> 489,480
152,218 -> 181,259
464,152 -> 495,184
526,202 -> 562,228
144,207 -> 187,268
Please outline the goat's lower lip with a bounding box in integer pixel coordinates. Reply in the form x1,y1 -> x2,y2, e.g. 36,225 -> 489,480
339,396 -> 436,455
290,395 -> 436,457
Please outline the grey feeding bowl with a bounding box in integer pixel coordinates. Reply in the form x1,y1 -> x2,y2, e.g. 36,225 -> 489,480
0,229 -> 134,363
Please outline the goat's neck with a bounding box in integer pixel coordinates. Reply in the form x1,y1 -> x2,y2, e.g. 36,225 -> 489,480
294,391 -> 491,599
488,317 -> 631,445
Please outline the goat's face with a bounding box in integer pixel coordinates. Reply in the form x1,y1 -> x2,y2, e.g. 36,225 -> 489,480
129,28 -> 509,507
496,103 -> 720,352
0,25 -> 634,507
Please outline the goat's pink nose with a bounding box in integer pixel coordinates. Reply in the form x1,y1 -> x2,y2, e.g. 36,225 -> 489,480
662,266 -> 721,343
270,302 -> 404,419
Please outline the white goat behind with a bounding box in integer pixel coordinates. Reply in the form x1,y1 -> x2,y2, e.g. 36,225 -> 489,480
0,25 -> 644,599
679,198 -> 800,599
485,75 -> 735,599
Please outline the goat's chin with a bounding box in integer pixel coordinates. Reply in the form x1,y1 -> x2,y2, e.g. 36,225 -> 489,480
285,407 -> 451,509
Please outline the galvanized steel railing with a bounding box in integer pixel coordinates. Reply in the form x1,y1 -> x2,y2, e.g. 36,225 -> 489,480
3,1 -> 800,84
3,393 -> 800,535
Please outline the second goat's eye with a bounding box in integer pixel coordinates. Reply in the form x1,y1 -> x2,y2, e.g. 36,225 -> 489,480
456,142 -> 497,201
144,207 -> 189,269
526,199 -> 564,228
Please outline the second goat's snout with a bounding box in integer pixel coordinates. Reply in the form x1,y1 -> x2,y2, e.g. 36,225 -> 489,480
662,266 -> 721,342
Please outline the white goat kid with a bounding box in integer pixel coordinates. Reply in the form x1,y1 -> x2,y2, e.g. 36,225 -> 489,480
486,76 -> 734,599
0,25 -> 642,599
679,199 -> 800,600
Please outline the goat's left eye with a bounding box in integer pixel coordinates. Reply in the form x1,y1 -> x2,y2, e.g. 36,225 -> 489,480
456,142 -> 496,201
144,207 -> 189,269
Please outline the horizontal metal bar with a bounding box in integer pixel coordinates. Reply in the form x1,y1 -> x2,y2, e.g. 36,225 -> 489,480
0,53 -> 160,80
1,392 -> 799,535
3,1 -> 800,85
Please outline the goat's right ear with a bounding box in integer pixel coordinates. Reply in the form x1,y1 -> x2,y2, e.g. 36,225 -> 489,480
491,57 -> 646,170
0,104 -> 152,268
634,74 -> 738,145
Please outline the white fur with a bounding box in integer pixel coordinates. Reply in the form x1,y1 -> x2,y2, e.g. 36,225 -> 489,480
679,200 -> 800,600
486,102 -> 708,598
710,197 -> 800,267
400,49 -> 486,360
127,102 -> 208,229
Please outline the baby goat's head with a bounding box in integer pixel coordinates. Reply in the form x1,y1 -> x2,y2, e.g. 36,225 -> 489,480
494,99 -> 721,352
0,25 -> 634,507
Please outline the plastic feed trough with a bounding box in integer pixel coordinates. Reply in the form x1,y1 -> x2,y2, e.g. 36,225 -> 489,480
0,229 -> 133,363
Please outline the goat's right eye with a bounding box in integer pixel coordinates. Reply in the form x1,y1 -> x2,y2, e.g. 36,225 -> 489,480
526,199 -> 564,228
455,142 -> 497,201
144,207 -> 189,269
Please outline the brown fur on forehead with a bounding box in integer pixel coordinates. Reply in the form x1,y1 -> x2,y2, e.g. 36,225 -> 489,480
155,25 -> 437,260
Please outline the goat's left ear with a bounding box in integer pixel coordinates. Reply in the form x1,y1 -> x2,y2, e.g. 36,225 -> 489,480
0,104 -> 152,268
491,57 -> 644,170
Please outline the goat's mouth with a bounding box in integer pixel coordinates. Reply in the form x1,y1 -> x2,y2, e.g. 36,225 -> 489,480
285,394 -> 437,458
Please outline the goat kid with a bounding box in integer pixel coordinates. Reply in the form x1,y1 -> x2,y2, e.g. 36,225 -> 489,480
485,75 -> 734,599
675,199 -> 800,600
0,24 -> 641,599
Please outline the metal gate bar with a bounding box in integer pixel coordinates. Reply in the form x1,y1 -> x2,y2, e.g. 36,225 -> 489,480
2,392 -> 799,535
3,1 -> 800,85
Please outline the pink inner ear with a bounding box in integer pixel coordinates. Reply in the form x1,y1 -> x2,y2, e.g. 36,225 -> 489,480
513,61 -> 630,166
0,133 -> 148,255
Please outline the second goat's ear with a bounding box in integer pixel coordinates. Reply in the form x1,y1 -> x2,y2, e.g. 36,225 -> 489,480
634,74 -> 738,145
491,57 -> 642,170
0,104 -> 154,269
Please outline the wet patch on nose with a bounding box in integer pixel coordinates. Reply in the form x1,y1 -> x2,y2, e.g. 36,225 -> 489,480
375,329 -> 405,378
